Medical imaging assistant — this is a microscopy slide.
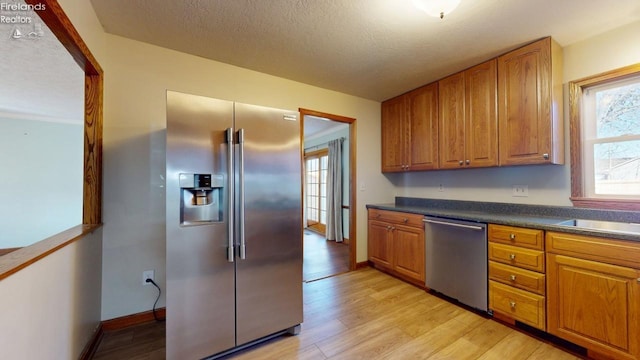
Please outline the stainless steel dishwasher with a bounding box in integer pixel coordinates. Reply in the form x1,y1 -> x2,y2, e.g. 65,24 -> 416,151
423,216 -> 488,312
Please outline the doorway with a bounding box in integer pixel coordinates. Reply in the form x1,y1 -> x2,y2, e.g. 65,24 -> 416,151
300,108 -> 356,282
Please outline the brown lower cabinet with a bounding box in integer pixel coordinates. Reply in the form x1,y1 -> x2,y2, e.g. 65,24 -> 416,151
367,214 -> 640,359
367,209 -> 425,284
488,224 -> 546,330
546,231 -> 640,360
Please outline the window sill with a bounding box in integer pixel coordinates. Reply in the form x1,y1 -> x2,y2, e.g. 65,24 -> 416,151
571,197 -> 640,211
0,224 -> 102,281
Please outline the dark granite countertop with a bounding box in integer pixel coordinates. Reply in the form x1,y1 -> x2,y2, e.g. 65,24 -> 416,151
366,197 -> 640,242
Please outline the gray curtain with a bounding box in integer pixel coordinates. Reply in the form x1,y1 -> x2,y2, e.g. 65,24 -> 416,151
326,138 -> 344,242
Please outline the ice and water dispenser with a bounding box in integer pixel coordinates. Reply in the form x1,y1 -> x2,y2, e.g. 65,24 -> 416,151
179,173 -> 223,225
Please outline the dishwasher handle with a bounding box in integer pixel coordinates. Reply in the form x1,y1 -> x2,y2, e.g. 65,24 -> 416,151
423,218 -> 485,231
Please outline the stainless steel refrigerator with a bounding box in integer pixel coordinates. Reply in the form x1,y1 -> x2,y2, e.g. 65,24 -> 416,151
165,91 -> 303,359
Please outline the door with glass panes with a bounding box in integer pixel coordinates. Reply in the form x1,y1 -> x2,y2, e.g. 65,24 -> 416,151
305,149 -> 328,234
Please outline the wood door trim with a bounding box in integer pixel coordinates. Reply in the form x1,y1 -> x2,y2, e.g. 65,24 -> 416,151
300,108 -> 357,271
0,0 -> 104,280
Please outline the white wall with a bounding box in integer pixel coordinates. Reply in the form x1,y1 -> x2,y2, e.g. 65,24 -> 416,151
0,1 -> 106,358
100,34 -> 385,319
0,229 -> 103,359
563,21 -> 640,82
392,21 -> 640,206
0,118 -> 83,248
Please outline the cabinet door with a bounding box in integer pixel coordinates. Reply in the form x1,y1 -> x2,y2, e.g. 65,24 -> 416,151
547,254 -> 640,360
393,224 -> 425,282
439,72 -> 466,169
368,220 -> 393,269
407,83 -> 439,170
498,37 -> 563,165
381,95 -> 408,172
465,59 -> 498,168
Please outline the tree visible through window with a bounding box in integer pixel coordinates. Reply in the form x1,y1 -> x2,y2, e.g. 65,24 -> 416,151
583,75 -> 640,198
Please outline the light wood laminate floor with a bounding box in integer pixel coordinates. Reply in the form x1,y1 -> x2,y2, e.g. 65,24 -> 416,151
303,229 -> 349,282
93,267 -> 584,359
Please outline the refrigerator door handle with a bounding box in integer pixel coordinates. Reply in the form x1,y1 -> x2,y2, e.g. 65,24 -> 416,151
238,128 -> 246,260
226,127 -> 235,262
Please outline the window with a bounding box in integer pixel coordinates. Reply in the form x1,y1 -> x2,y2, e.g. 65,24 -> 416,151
305,149 -> 328,233
569,64 -> 640,210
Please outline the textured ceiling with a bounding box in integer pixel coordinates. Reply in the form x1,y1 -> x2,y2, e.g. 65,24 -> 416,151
90,0 -> 640,101
0,0 -> 84,123
304,115 -> 348,140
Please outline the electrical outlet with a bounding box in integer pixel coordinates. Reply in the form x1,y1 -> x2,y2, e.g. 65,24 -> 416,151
142,270 -> 154,286
512,185 -> 529,197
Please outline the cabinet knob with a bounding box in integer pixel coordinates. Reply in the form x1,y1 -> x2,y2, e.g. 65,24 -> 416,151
509,233 -> 516,240
543,153 -> 550,160
386,225 -> 391,230
510,274 -> 517,281
391,226 -> 396,231
509,301 -> 516,309
509,253 -> 516,260
458,160 -> 464,166
465,159 -> 470,165
403,218 -> 408,223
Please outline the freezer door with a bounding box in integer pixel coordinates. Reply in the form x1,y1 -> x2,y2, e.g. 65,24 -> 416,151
166,91 -> 236,359
234,103 -> 303,345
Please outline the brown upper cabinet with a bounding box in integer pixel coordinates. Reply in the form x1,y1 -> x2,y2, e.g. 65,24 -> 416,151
498,37 -> 564,165
381,82 -> 438,172
439,59 -> 498,169
380,37 -> 563,173
381,95 -> 408,172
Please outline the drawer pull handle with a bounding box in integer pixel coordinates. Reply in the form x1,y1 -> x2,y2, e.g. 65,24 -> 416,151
509,233 -> 516,240
509,253 -> 516,260
509,301 -> 516,309
510,274 -> 517,281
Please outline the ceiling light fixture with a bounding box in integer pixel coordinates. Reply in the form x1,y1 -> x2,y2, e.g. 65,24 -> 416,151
412,0 -> 461,19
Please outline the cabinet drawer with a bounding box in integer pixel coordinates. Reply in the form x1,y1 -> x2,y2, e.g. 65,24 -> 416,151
489,261 -> 545,295
489,224 -> 544,250
368,209 -> 424,227
489,280 -> 546,330
547,231 -> 640,269
489,242 -> 545,272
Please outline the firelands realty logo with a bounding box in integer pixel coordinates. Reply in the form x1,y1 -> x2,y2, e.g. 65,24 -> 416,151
1,2 -> 46,39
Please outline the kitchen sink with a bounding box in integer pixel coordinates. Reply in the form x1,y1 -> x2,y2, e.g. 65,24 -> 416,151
555,219 -> 640,236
